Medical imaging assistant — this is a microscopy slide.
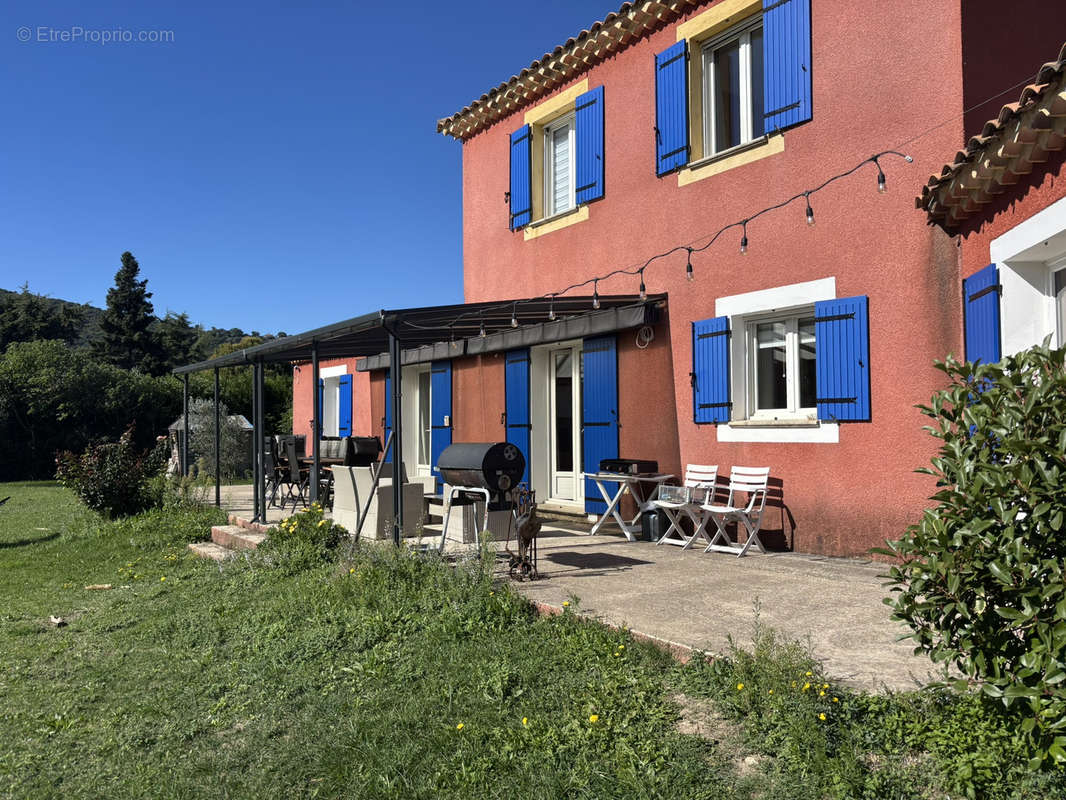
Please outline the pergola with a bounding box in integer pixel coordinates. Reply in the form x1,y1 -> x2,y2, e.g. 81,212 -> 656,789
172,294 -> 664,544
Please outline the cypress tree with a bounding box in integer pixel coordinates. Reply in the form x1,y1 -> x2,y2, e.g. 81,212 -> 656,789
95,251 -> 163,374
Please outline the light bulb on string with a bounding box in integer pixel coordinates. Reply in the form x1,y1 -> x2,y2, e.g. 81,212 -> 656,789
740,221 -> 748,255
548,295 -> 556,321
685,248 -> 695,281
805,193 -> 815,226
510,302 -> 518,328
592,279 -> 600,310
638,269 -> 647,300
478,314 -> 486,338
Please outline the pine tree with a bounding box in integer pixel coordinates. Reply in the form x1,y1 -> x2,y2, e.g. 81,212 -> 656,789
0,283 -> 84,351
95,251 -> 163,373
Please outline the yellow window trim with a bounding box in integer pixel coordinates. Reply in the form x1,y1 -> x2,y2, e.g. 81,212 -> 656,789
677,132 -> 784,187
678,0 -> 762,164
676,0 -> 761,43
523,205 -> 589,241
524,79 -> 589,126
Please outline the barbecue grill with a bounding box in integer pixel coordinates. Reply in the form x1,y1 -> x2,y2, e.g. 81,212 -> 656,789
437,442 -> 526,511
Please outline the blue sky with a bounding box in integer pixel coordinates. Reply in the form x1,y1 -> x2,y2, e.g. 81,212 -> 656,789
0,0 -> 618,334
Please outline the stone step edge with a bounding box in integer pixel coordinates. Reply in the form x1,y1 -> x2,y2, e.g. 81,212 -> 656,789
228,514 -> 271,534
188,541 -> 234,562
211,525 -> 268,551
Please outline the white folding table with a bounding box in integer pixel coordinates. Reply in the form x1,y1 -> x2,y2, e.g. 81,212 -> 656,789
583,472 -> 674,541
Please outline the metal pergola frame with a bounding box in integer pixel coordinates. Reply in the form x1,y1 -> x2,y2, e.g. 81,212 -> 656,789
172,294 -> 664,546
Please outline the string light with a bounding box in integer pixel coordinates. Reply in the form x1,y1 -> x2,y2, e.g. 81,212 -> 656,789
510,302 -> 518,328
394,151 -> 912,336
478,313 -> 486,338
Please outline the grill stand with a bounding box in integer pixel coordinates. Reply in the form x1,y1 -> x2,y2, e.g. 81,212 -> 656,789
438,486 -> 491,553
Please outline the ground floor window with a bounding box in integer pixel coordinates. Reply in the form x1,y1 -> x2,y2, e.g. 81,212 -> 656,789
1055,265 -> 1066,347
749,314 -> 816,417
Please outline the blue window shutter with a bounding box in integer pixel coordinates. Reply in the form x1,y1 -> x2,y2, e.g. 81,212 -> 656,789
575,86 -> 605,204
581,336 -> 619,514
317,379 -> 325,438
338,375 -> 352,437
430,361 -> 452,490
505,348 -> 531,487
383,374 -> 393,463
763,0 -> 812,132
509,125 -> 532,230
692,317 -> 731,423
814,295 -> 870,422
655,41 -> 689,175
963,264 -> 1002,365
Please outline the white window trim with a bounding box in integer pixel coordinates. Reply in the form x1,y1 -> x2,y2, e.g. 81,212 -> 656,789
543,113 -> 576,218
989,195 -> 1066,357
319,365 -> 347,378
714,278 -> 839,444
701,16 -> 762,157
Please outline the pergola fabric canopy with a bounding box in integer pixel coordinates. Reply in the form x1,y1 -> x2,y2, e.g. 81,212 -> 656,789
172,295 -> 664,374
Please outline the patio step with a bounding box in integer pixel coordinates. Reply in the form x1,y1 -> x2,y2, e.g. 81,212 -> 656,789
187,541 -> 236,562
211,525 -> 268,551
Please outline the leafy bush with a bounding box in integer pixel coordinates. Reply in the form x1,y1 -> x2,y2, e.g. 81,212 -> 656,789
879,342 -> 1066,767
183,397 -> 251,479
55,425 -> 168,518
258,504 -> 347,573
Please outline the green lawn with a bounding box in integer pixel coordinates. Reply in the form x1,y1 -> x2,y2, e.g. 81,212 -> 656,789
1,483 -> 1062,799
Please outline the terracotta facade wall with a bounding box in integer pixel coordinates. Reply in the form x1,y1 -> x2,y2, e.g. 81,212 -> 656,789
458,0 -> 970,555
291,357 -> 372,442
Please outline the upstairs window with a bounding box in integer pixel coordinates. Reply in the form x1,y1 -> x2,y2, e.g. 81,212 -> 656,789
544,113 -> 576,217
702,19 -> 764,155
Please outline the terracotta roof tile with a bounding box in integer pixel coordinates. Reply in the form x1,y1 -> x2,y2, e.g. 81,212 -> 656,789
437,1 -> 704,140
917,42 -> 1066,232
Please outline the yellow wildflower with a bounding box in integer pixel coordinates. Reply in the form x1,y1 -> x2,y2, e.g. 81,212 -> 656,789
805,671 -> 813,677
317,520 -> 327,527
736,683 -> 744,691
618,645 -> 624,650
456,723 -> 464,731
803,682 -> 811,691
818,713 -> 826,721
160,576 -> 166,582
522,717 -> 528,727
819,691 -> 826,697
349,568 -> 355,574
589,714 -> 599,723
832,697 -> 839,703
562,601 -> 570,608
768,689 -> 773,695
822,683 -> 829,690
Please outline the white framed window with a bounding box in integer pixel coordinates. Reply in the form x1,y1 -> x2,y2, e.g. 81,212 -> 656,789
701,17 -> 764,156
747,313 -> 817,418
1054,265 -> 1066,348
416,368 -> 431,470
543,113 -> 575,217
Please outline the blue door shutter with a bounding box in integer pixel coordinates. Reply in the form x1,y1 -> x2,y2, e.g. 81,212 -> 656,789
338,375 -> 352,437
692,317 -> 731,423
963,264 -> 1002,365
317,379 -> 325,438
814,295 -> 870,422
509,125 -> 532,230
581,336 -> 619,514
430,361 -> 452,489
655,40 -> 689,175
575,86 -> 605,204
763,0 -> 812,132
383,374 -> 393,463
505,348 -> 532,487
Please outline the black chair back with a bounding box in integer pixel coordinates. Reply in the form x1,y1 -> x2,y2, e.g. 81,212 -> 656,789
284,438 -> 302,483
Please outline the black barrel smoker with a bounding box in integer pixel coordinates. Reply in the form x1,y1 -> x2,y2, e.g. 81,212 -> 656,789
436,442 -> 526,510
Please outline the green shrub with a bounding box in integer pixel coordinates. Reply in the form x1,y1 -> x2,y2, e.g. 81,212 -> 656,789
878,342 -> 1066,767
258,504 -> 346,573
55,425 -> 168,518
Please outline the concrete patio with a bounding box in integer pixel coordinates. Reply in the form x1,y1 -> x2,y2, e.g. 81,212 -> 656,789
214,483 -> 937,692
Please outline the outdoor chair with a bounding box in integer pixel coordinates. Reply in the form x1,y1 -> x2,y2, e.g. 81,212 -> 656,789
279,437 -> 309,510
653,464 -> 717,548
331,464 -> 424,539
701,466 -> 771,557
263,436 -> 284,507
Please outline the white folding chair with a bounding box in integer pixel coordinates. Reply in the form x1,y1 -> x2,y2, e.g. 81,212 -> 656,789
652,464 -> 717,548
702,466 -> 770,557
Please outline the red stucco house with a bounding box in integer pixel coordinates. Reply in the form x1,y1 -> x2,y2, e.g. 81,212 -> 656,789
292,1 -> 1064,556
